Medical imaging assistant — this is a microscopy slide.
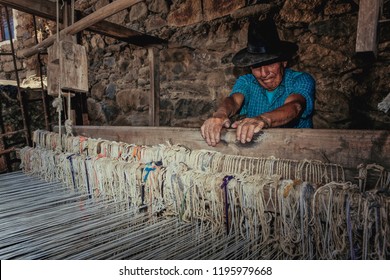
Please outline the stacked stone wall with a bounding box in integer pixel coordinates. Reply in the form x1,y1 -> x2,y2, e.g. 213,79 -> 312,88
2,0 -> 390,130
81,0 -> 390,129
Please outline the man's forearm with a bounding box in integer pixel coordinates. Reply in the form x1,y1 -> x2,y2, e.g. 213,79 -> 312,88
213,95 -> 243,119
260,95 -> 305,128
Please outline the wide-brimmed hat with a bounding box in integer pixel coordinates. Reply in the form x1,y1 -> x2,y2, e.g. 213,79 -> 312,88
232,18 -> 298,67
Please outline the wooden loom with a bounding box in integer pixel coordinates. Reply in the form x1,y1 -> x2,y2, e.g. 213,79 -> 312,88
1,0 -> 389,260
72,126 -> 390,183
0,126 -> 389,260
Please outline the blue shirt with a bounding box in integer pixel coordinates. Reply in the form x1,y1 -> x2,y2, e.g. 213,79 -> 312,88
230,68 -> 315,128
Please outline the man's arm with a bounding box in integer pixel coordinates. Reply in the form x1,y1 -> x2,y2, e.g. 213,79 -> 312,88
232,93 -> 306,143
201,93 -> 244,146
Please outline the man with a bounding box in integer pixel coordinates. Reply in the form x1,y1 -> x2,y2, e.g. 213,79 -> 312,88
201,18 -> 315,147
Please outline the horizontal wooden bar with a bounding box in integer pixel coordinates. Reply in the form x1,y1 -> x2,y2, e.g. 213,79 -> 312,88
85,19 -> 166,46
70,126 -> 390,173
0,147 -> 15,156
0,129 -> 27,138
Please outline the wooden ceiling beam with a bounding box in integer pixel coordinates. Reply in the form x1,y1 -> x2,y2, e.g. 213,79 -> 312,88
0,0 -> 166,48
0,0 -> 57,20
84,17 -> 166,46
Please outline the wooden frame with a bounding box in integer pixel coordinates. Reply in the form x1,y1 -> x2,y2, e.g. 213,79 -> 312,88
71,126 -> 390,182
356,0 -> 383,55
148,47 -> 160,126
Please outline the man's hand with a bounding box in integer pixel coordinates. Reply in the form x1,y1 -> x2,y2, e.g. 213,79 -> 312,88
201,116 -> 231,147
200,93 -> 244,146
231,116 -> 269,143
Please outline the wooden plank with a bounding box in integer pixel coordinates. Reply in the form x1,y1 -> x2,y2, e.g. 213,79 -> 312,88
80,93 -> 90,125
0,129 -> 27,138
86,19 -> 166,46
0,0 -> 55,20
46,55 -> 59,96
148,47 -> 160,126
0,79 -> 17,86
59,40 -> 88,93
71,126 -> 390,172
355,0 -> 382,55
0,147 -> 15,156
17,0 -> 143,58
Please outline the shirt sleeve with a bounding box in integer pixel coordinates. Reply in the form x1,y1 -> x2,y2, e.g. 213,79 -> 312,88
229,75 -> 252,116
292,73 -> 315,119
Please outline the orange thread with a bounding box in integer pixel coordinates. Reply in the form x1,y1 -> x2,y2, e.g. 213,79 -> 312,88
79,136 -> 88,154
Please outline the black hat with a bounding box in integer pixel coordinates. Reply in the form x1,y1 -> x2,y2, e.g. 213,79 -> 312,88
232,18 -> 298,67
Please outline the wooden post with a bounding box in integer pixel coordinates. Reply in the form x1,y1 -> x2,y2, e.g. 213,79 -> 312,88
17,0 -> 142,58
81,93 -> 90,125
356,0 -> 383,56
32,14 -> 50,131
4,6 -> 31,146
148,47 -> 160,126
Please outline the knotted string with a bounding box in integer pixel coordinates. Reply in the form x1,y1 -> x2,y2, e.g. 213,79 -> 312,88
143,163 -> 157,182
139,163 -> 157,209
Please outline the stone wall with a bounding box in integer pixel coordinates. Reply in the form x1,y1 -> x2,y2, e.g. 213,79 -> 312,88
0,10 -> 53,81
3,0 -> 390,130
79,0 -> 390,129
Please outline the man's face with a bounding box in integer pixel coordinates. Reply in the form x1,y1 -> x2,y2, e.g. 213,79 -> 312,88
250,61 -> 287,91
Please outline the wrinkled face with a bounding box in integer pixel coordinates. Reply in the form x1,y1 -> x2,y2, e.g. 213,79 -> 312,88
251,61 -> 287,91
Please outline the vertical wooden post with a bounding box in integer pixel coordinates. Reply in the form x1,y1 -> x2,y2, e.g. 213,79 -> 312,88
5,6 -> 31,146
148,47 -> 160,126
81,93 -> 90,125
355,0 -> 383,56
32,15 -> 50,131
0,103 -> 11,172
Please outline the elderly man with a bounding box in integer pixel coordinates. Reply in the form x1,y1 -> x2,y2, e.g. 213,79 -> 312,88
201,18 -> 315,147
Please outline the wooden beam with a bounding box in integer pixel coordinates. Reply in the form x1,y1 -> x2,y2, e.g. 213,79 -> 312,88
0,79 -> 17,86
0,0 -> 56,20
356,0 -> 382,55
0,129 -> 27,138
16,0 -> 143,58
148,47 -> 160,126
0,147 -> 15,156
85,19 -> 166,46
71,126 -> 390,179
0,0 -> 166,48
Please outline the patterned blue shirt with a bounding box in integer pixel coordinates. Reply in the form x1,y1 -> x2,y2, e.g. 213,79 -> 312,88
230,68 -> 315,128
